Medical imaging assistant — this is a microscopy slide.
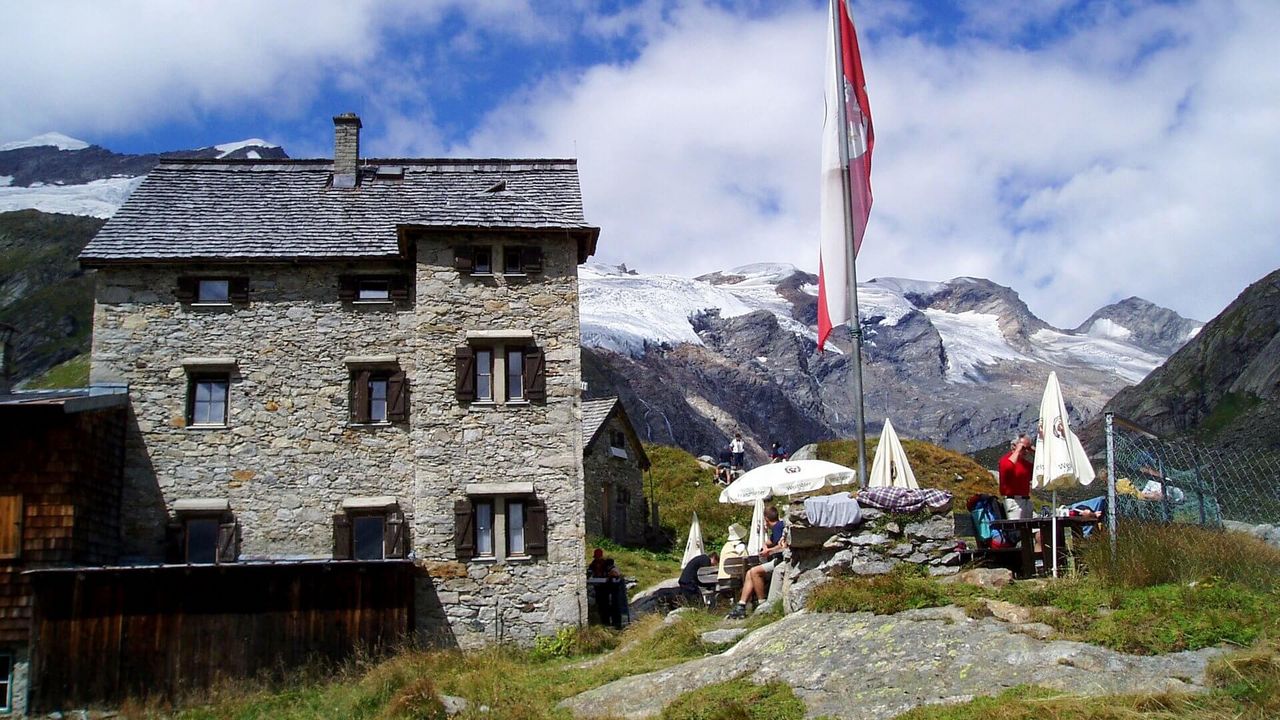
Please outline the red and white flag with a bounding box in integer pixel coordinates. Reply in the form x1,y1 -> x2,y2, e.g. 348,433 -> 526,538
817,0 -> 874,351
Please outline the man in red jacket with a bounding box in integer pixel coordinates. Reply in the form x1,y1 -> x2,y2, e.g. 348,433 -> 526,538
999,434 -> 1040,552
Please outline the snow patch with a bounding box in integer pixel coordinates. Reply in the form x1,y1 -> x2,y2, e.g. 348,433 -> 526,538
1184,326 -> 1202,341
0,175 -> 12,187
580,264 -> 819,356
1030,329 -> 1162,384
214,138 -> 278,158
0,176 -> 144,218
924,309 -> 1029,382
1085,318 -> 1132,341
0,132 -> 90,152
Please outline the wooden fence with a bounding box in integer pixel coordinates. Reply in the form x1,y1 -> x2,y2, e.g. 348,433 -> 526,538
28,560 -> 415,711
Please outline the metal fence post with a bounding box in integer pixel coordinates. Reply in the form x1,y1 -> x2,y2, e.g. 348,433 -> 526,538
1106,412 -> 1117,562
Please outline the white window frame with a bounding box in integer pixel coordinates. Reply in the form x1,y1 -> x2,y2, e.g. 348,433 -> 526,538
467,483 -> 535,563
189,375 -> 229,427
474,349 -> 494,403
355,278 -> 391,303
0,651 -> 11,713
505,348 -> 524,402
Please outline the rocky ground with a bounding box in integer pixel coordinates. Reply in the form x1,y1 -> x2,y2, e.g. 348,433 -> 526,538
560,604 -> 1224,719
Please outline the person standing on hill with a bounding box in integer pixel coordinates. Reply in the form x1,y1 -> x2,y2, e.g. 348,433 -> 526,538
730,433 -> 746,470
999,434 -> 1034,519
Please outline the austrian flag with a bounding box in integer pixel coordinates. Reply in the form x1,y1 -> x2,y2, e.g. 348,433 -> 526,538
817,0 -> 874,351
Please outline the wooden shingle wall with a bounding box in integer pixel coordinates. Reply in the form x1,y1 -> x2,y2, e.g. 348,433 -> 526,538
0,405 -> 126,644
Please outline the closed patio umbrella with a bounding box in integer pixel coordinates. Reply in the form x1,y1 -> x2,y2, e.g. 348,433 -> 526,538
1033,371 -> 1097,577
868,418 -> 919,489
746,498 -> 769,557
681,512 -> 705,568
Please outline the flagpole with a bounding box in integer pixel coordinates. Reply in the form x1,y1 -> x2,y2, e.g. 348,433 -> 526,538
830,0 -> 869,488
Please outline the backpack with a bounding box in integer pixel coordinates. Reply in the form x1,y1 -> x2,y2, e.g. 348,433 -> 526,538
969,495 -> 1006,546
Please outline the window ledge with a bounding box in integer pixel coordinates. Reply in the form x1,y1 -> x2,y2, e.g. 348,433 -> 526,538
470,400 -> 497,407
347,421 -> 394,429
186,423 -> 228,431
189,302 -> 234,308
351,300 -> 395,306
506,399 -> 530,406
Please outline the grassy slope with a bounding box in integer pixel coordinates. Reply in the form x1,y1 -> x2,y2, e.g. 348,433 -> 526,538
0,209 -> 102,382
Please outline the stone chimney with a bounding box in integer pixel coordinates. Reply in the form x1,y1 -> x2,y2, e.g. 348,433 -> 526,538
333,113 -> 362,180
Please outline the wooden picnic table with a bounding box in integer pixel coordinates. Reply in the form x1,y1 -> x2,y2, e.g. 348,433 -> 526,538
991,516 -> 1098,578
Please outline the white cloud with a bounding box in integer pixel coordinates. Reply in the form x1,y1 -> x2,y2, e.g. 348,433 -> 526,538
456,0 -> 1280,327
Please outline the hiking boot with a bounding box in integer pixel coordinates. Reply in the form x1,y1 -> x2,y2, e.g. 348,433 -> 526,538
725,604 -> 747,620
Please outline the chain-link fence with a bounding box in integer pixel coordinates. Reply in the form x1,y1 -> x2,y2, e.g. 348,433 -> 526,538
1105,413 -> 1280,533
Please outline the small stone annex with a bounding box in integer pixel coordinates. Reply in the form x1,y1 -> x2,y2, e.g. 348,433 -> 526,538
581,396 -> 650,545
15,113 -> 603,710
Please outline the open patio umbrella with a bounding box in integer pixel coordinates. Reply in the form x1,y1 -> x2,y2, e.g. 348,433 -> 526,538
868,418 -> 919,489
680,512 -> 705,568
1033,371 -> 1097,577
746,499 -> 769,557
718,460 -> 856,505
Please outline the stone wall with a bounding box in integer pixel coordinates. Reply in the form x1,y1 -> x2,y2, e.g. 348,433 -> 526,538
87,232 -> 587,647
583,413 -> 646,545
779,503 -> 960,613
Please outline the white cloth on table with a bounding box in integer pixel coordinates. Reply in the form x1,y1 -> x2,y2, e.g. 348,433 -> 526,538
803,492 -> 863,527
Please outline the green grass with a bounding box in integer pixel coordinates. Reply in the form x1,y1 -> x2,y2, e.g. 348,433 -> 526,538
660,678 -> 807,720
1198,391 -> 1262,438
646,444 -> 754,553
22,352 -> 89,389
807,564 -> 960,615
816,438 -> 998,500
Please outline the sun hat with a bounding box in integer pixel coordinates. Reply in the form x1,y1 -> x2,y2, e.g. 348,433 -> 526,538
727,523 -> 747,543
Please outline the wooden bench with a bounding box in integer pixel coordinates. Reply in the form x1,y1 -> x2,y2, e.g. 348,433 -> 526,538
953,512 -> 1022,573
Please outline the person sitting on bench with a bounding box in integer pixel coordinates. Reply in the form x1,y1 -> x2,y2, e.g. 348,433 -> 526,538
727,506 -> 785,619
677,551 -> 719,604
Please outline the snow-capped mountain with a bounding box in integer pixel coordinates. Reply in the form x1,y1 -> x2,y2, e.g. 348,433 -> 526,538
580,263 -> 1203,456
0,133 -> 286,217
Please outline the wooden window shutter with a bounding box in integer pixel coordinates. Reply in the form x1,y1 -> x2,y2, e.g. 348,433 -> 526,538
175,277 -> 198,304
353,370 -> 372,423
0,495 -> 22,560
333,513 -> 352,560
387,371 -> 409,422
164,520 -> 184,564
525,499 -> 548,557
228,277 -> 250,303
338,275 -> 358,302
453,248 -> 474,273
389,275 -> 410,303
384,509 -> 407,559
455,346 -> 476,402
520,246 -> 543,274
216,520 -> 239,563
523,346 -> 546,402
454,500 -> 475,561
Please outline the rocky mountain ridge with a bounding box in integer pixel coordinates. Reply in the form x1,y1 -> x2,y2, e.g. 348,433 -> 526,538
581,263 -> 1202,457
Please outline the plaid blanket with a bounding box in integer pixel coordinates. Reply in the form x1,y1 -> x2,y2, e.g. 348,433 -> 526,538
856,487 -> 953,514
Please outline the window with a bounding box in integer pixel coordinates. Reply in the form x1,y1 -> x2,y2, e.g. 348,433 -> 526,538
339,275 -> 410,304
350,368 -> 407,424
0,495 -> 21,561
0,652 -> 10,713
475,349 -> 493,402
199,279 -> 229,303
176,277 -> 248,305
455,344 -> 545,404
609,430 -> 629,459
454,246 -> 493,275
167,500 -> 238,564
506,348 -> 524,401
455,493 -> 545,563
455,245 -> 541,276
187,375 -> 229,426
333,499 -> 407,560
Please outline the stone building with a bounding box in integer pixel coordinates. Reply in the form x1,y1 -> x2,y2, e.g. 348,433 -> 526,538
582,397 -> 650,545
76,114 -> 600,654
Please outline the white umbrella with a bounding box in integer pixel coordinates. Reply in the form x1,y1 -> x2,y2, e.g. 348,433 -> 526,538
868,418 -> 919,489
1032,371 -> 1096,577
680,512 -> 705,568
747,499 -> 769,557
718,460 -> 856,505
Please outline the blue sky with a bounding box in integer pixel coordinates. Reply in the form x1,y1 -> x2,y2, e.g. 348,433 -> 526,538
2,0 -> 1278,328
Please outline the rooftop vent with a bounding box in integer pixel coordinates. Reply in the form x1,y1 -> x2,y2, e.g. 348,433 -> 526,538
375,166 -> 404,180
484,180 -> 507,193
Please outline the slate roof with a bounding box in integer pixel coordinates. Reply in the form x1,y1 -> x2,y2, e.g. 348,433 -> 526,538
80,159 -> 599,265
581,396 -> 650,470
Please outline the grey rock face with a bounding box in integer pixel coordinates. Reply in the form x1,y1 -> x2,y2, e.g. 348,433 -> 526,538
559,608 -> 1224,720
1075,296 -> 1203,356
